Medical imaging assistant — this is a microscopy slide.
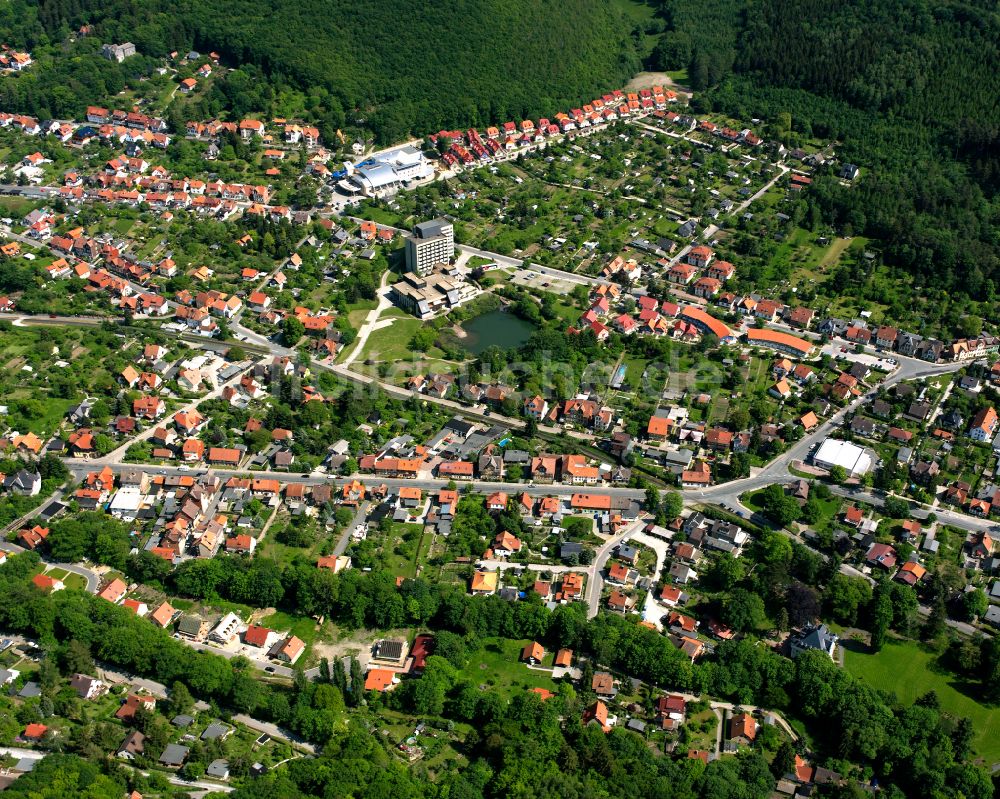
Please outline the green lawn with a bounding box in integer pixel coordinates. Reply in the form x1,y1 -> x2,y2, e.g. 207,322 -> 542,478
844,640 -> 1000,765
383,522 -> 424,578
5,396 -> 76,437
259,610 -> 323,645
357,206 -> 407,227
684,707 -> 719,751
741,490 -> 765,513
623,357 -> 648,388
458,637 -> 559,696
360,317 -> 444,363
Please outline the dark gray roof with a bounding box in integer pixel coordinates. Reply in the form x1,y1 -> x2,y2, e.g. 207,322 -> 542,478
201,721 -> 231,740
792,624 -> 838,653
69,673 -> 99,697
17,681 -> 41,698
413,219 -> 450,239
444,417 -> 475,437
177,616 -> 202,635
207,759 -> 230,778
159,743 -> 189,766
618,544 -> 639,560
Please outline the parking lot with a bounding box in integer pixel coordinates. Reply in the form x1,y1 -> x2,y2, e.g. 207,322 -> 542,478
510,268 -> 580,295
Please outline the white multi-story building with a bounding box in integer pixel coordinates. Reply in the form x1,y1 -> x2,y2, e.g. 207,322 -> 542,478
405,218 -> 454,276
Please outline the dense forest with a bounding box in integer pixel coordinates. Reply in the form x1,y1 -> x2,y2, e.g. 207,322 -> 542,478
16,0 -> 641,142
647,0 -> 1000,301
4,0 -> 997,297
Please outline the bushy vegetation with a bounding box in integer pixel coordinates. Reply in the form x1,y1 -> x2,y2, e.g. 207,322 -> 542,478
27,0 -> 641,142
649,0 -> 1000,302
2,546 -> 995,798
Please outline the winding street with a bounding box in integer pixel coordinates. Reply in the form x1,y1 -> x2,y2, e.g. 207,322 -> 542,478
586,518 -> 648,618
0,540 -> 101,593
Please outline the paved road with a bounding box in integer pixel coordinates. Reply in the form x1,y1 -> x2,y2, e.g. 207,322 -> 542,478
0,746 -> 46,761
586,518 -> 648,618
0,541 -> 101,593
179,638 -> 295,677
630,530 -> 674,628
1,745 -> 232,795
334,501 -> 370,557
135,767 -> 234,795
457,244 -> 603,288
95,363 -> 253,465
696,355 -> 970,509
63,460 -> 649,500
0,312 -> 105,328
476,559 -> 585,575
98,667 -> 170,698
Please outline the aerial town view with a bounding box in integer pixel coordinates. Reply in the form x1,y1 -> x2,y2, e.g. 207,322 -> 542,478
0,0 -> 997,797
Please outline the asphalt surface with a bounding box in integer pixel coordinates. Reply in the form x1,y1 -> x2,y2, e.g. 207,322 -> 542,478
63,460 -> 648,499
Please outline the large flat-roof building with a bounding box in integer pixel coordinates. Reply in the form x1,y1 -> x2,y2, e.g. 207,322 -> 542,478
338,146 -> 433,199
390,270 -> 478,319
813,438 -> 873,476
405,218 -> 454,276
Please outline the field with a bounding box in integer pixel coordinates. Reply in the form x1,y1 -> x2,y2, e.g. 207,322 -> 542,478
259,609 -> 325,645
844,640 -> 1000,765
458,637 -> 559,696
358,317 -> 437,364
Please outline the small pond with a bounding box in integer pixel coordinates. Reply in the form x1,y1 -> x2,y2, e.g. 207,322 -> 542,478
459,309 -> 537,355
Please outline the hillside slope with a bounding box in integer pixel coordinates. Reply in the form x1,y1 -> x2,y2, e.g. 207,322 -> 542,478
650,0 -> 1000,301
33,0 -> 641,140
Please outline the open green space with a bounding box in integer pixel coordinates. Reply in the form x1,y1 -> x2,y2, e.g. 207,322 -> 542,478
458,637 -> 559,696
62,573 -> 87,591
360,318 -> 444,363
844,639 -> 1000,764
259,609 -> 324,645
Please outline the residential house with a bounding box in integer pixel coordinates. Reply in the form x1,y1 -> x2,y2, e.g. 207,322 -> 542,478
789,624 -> 838,659
729,713 -> 758,744
521,641 -> 544,664
970,407 -> 998,442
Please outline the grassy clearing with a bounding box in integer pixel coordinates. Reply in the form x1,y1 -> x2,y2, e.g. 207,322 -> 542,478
844,639 -> 1000,765
357,206 -> 407,227
684,707 -> 719,752
610,0 -> 657,23
459,637 -> 559,696
623,356 -> 648,388
383,522 -> 424,578
361,318 -> 445,363
818,236 -> 856,268
259,610 -> 323,645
